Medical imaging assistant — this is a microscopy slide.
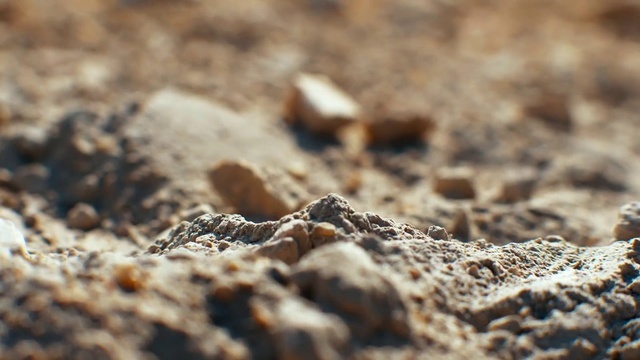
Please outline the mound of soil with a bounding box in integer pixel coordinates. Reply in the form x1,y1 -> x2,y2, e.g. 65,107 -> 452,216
2,1 -> 640,359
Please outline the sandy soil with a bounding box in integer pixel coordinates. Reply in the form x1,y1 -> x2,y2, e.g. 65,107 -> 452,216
2,0 -> 640,359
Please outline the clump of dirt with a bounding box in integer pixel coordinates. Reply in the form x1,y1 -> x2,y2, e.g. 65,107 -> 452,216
1,108 -> 177,234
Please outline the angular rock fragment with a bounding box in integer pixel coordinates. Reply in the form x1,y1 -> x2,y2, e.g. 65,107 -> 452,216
208,160 -> 309,220
255,219 -> 313,265
309,222 -> 339,248
367,116 -> 434,145
67,203 -> 100,230
113,263 -> 145,292
362,89 -> 435,145
291,242 -> 412,342
284,73 -> 361,136
614,202 -> 640,241
256,237 -> 299,265
433,167 -> 476,200
427,225 -> 449,241
496,169 -> 537,203
447,208 -> 471,241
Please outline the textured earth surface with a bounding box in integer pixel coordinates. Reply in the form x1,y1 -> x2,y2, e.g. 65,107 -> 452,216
2,1 -> 640,359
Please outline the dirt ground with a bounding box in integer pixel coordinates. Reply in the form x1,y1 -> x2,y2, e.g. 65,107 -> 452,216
2,0 -> 640,359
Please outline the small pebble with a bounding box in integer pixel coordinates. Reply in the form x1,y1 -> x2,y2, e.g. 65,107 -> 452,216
284,73 -> 361,136
427,225 -> 449,241
67,203 -> 100,230
433,167 -> 476,200
614,202 -> 640,241
114,263 -> 144,292
209,160 -> 307,220
496,170 -> 537,203
311,222 -> 337,237
447,209 -> 471,241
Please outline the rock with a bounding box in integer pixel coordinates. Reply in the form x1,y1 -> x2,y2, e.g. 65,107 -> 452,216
523,93 -> 573,131
272,220 -> 312,255
366,116 -> 434,145
255,237 -> 300,265
0,218 -> 28,258
447,208 -> 471,241
433,167 -> 476,200
291,242 -> 412,341
208,160 -> 308,220
273,298 -> 349,360
361,88 -> 435,145
614,202 -> 640,241
67,203 -> 100,230
427,225 -> 449,241
309,222 -> 338,248
496,170 -> 537,203
284,73 -> 361,136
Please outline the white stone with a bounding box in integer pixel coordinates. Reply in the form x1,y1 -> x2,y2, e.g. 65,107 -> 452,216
0,218 -> 28,258
286,73 -> 361,135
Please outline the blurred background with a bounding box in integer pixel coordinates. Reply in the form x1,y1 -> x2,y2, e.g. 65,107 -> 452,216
2,0 -> 640,123
1,0 -> 640,246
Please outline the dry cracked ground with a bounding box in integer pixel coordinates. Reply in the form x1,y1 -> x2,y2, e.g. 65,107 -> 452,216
3,1 -> 640,359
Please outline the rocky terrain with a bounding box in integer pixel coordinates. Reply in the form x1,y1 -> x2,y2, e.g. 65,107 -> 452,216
2,0 -> 640,359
